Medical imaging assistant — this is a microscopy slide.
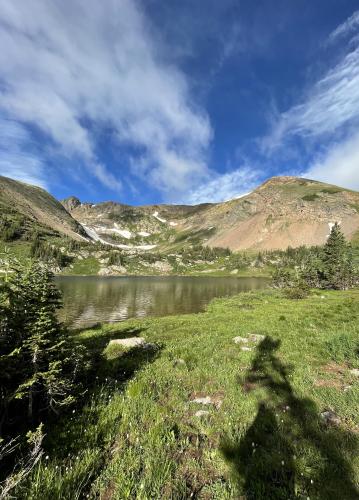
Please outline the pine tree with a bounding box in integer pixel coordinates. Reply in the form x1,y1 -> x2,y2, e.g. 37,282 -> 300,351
0,257 -> 84,431
322,223 -> 355,290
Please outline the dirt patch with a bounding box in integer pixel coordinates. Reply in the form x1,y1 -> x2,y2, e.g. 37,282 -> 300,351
321,361 -> 347,375
314,379 -> 343,389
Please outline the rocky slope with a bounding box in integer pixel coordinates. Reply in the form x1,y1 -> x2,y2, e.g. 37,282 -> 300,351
0,175 -> 87,241
63,176 -> 359,251
1,174 -> 358,252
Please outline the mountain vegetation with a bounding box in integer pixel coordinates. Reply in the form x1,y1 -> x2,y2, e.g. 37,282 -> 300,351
1,175 -> 359,279
0,177 -> 358,497
0,264 -> 358,498
0,257 -> 87,497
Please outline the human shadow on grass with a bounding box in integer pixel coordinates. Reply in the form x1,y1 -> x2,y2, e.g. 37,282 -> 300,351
221,337 -> 359,500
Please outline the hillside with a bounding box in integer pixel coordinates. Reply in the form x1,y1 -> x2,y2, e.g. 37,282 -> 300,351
191,176 -> 359,250
0,175 -> 87,241
63,176 -> 359,251
1,174 -> 359,263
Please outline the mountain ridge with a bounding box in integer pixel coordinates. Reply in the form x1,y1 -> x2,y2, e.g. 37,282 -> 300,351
1,174 -> 359,251
61,175 -> 359,251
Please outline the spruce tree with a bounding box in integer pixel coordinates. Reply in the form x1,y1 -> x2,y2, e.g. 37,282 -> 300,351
322,223 -> 354,290
0,257 -> 84,432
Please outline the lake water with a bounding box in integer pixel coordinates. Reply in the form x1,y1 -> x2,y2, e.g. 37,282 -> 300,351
56,275 -> 269,329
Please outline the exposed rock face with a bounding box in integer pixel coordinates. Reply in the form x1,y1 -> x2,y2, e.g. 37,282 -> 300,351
194,176 -> 359,250
65,176 -> 359,251
61,196 -> 81,212
3,174 -> 359,251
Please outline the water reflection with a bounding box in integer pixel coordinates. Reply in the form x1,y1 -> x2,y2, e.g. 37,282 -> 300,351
56,276 -> 268,329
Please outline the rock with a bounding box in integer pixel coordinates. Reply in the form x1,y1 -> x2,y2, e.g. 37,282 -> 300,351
98,265 -> 127,276
109,337 -> 145,348
321,410 -> 341,426
191,396 -> 213,405
153,261 -> 172,273
195,410 -> 210,418
174,358 -> 186,366
350,368 -> 359,377
233,336 -> 248,344
142,342 -> 159,351
230,269 -> 239,274
249,334 -> 265,342
241,346 -> 252,352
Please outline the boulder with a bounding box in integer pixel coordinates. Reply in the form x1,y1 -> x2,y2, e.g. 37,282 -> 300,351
233,336 -> 248,344
191,396 -> 213,405
321,410 -> 341,426
195,410 -> 210,418
109,337 -> 146,348
249,334 -> 265,342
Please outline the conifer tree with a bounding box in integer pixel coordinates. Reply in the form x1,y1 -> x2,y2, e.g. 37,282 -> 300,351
0,257 -> 84,431
322,223 -> 355,290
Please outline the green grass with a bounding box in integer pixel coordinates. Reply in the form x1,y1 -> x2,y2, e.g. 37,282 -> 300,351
16,289 -> 359,499
0,241 -> 32,261
62,256 -> 101,275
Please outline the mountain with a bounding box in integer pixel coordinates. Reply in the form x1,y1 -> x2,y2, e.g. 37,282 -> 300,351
0,175 -> 87,241
63,176 -> 359,251
1,174 -> 358,252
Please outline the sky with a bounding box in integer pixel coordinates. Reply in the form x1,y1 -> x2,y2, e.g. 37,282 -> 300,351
0,0 -> 359,205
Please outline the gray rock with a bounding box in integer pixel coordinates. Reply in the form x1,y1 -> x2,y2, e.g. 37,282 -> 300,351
109,337 -> 145,348
233,336 -> 248,344
249,334 -> 265,342
191,396 -> 213,405
174,358 -> 186,366
321,410 -> 341,426
195,410 -> 210,418
241,346 -> 252,352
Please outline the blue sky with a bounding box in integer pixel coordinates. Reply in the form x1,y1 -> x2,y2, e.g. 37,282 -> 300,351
0,1 -> 359,205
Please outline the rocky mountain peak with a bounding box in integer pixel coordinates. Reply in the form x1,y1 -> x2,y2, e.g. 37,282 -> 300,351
62,196 -> 81,212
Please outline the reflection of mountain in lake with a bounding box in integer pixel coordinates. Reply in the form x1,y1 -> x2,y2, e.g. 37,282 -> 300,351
56,276 -> 268,329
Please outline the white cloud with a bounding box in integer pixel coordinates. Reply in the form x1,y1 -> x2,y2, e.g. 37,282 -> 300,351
328,10 -> 359,43
183,166 -> 260,204
0,0 -> 211,195
263,46 -> 359,151
0,118 -> 48,187
258,11 -> 359,193
304,131 -> 359,191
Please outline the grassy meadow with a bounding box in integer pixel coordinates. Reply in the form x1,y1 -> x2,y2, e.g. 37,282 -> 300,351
14,288 -> 359,499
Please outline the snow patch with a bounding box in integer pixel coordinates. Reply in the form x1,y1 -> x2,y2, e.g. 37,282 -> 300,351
81,225 -> 156,250
102,228 -> 132,239
153,211 -> 167,223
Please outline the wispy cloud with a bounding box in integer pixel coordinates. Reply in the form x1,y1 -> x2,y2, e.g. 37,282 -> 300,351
328,10 -> 359,44
262,46 -> 359,150
260,10 -> 359,192
0,0 -> 211,196
183,165 -> 260,205
0,118 -> 47,187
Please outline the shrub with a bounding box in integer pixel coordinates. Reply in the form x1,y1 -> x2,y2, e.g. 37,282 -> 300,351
302,193 -> 319,202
